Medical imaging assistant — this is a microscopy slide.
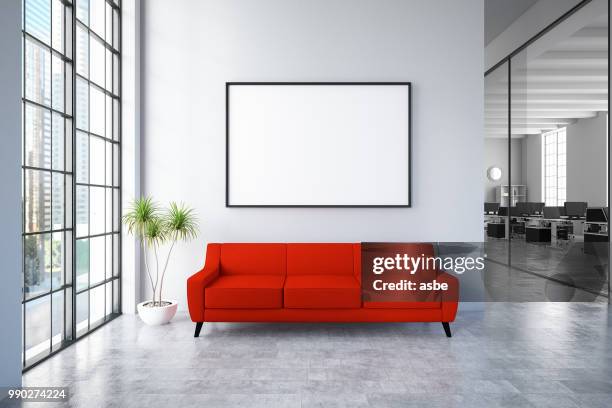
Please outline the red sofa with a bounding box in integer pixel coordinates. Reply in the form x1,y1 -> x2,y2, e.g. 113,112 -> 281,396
187,243 -> 458,337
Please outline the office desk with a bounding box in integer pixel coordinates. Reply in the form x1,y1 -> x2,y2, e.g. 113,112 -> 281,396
526,226 -> 551,243
484,214 -> 584,242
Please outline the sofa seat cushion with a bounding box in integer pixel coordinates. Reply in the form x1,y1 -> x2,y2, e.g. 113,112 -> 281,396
205,275 -> 285,309
284,275 -> 361,309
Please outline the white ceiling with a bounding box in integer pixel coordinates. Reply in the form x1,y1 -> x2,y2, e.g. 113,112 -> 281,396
485,6 -> 608,139
485,0 -> 539,45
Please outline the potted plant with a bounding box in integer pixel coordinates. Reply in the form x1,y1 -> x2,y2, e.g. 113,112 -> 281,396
123,197 -> 198,325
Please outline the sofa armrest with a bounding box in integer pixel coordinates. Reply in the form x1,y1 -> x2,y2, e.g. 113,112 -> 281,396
186,244 -> 221,322
436,271 -> 459,322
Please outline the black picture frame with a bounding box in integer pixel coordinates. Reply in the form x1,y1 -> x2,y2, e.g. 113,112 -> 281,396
225,82 -> 412,208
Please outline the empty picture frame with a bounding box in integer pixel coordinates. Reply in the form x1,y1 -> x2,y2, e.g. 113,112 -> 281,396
226,82 -> 411,207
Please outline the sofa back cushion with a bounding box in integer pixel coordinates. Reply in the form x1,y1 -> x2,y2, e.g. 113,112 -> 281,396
220,243 -> 286,275
287,243 -> 354,275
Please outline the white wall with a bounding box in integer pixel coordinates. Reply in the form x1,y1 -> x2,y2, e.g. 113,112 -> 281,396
567,113 -> 608,206
141,0 -> 484,308
0,0 -> 23,389
484,138 -> 522,202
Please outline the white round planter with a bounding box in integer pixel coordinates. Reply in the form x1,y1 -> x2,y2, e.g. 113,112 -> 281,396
137,300 -> 178,325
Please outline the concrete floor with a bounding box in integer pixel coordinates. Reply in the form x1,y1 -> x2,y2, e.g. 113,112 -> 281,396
10,302 -> 612,408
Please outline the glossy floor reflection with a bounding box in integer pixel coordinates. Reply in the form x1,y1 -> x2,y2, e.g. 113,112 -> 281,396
11,304 -> 612,408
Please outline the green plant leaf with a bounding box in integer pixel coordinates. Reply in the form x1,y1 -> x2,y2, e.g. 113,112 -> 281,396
163,202 -> 199,241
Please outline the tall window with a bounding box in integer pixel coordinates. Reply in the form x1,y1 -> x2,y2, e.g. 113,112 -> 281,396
22,0 -> 121,369
542,128 -> 566,207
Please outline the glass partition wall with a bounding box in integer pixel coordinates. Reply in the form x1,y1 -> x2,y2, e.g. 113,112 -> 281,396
484,0 -> 609,301
22,0 -> 121,369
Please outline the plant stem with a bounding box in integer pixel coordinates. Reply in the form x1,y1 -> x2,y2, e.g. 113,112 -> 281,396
153,241 -> 160,305
141,240 -> 155,305
158,231 -> 178,304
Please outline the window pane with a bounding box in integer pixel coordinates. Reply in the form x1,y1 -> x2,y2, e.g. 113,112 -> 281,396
90,285 -> 105,326
51,0 -> 64,52
76,185 -> 89,237
76,130 -> 89,183
51,290 -> 64,351
51,112 -> 64,170
25,169 -> 51,233
25,233 -> 51,299
76,239 -> 89,291
51,232 -> 64,289
90,35 -> 105,87
105,235 -> 112,278
90,135 -> 105,185
76,24 -> 88,77
90,85 -> 105,136
90,236 -> 105,286
76,0 -> 89,25
25,0 -> 51,45
24,104 -> 52,169
76,291 -> 88,336
51,172 -> 64,229
76,77 -> 89,130
25,39 -> 51,105
25,295 -> 51,362
105,50 -> 112,93
90,0 -> 105,38
51,54 -> 64,111
90,186 -> 105,235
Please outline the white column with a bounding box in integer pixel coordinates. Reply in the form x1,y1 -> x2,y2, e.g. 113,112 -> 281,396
121,0 -> 142,314
0,0 -> 23,388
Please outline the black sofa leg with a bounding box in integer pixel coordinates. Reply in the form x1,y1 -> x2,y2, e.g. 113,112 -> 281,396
442,322 -> 452,338
194,322 -> 203,337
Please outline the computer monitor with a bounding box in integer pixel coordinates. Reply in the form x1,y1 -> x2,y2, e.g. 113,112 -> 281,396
543,206 -> 561,219
484,202 -> 500,214
516,202 -> 530,216
497,206 -> 508,216
558,206 -> 566,216
586,207 -> 607,223
531,202 -> 545,215
564,202 -> 587,218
